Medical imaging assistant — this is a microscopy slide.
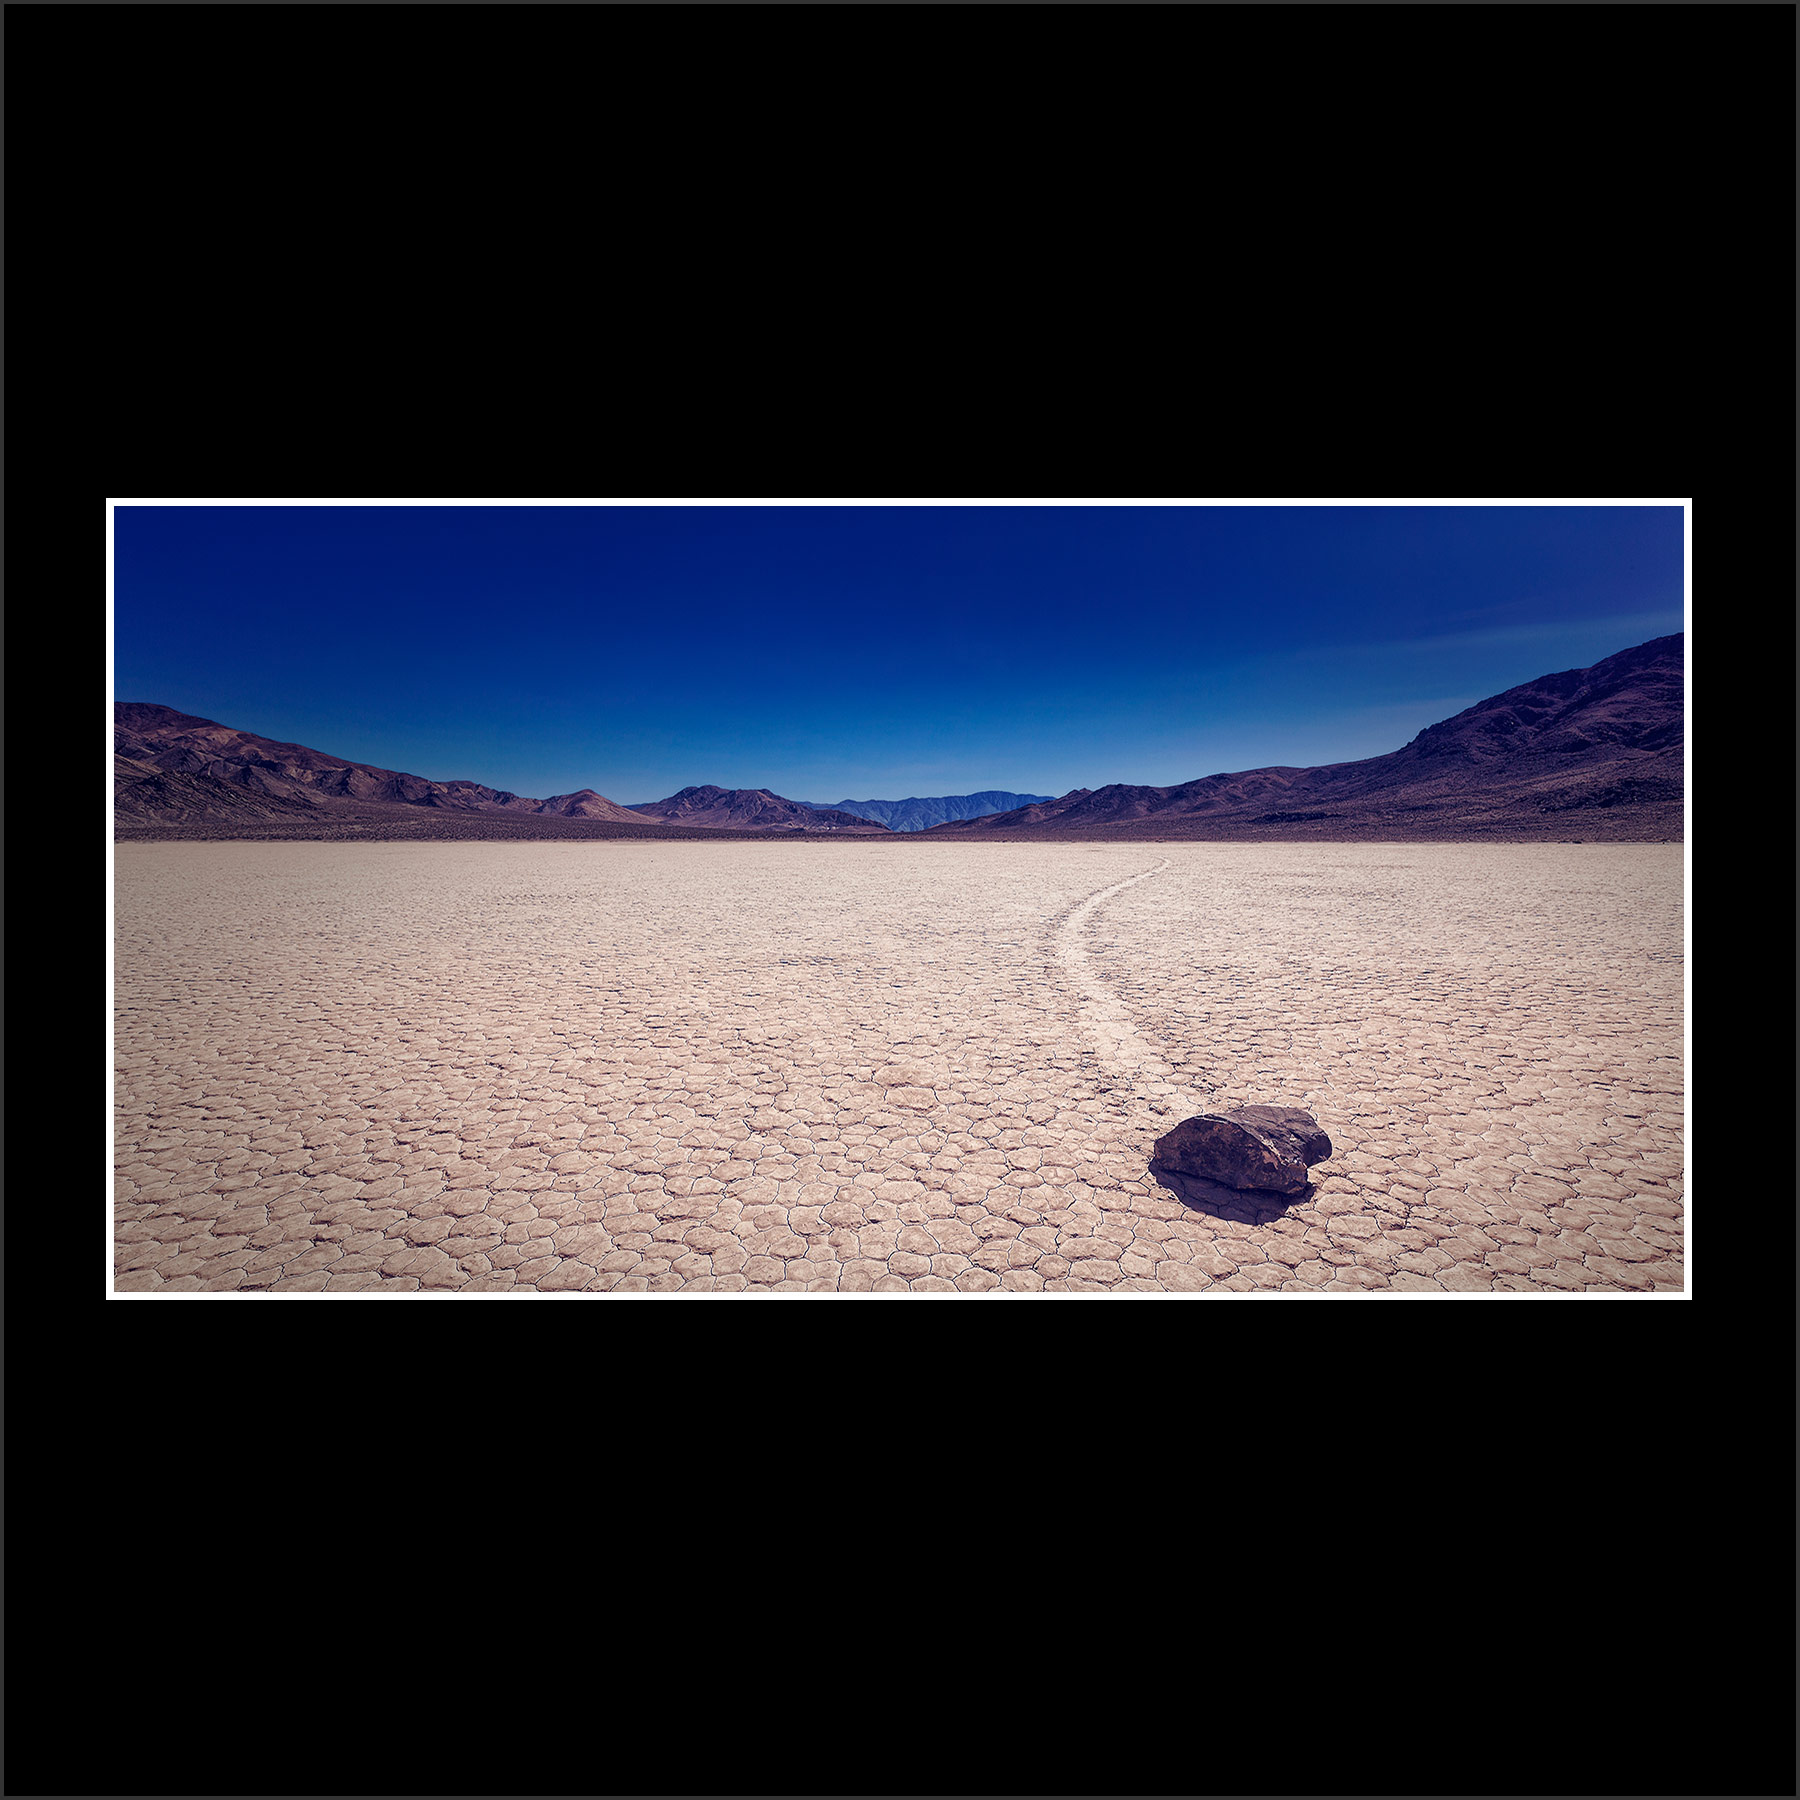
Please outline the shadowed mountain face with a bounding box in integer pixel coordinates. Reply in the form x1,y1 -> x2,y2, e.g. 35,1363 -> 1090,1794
926,635 -> 1684,841
798,791 -> 1057,831
625,787 -> 891,831
114,704 -> 654,826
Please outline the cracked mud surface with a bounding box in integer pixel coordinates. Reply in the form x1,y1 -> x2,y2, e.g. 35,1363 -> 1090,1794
113,842 -> 1685,1295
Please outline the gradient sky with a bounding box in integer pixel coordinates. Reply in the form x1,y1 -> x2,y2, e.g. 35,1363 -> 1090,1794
112,504 -> 1685,804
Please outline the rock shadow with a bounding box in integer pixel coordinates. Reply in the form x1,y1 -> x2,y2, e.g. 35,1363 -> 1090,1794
1149,1160 -> 1316,1227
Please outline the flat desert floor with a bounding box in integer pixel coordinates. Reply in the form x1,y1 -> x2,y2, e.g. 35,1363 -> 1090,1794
113,842 -> 1685,1295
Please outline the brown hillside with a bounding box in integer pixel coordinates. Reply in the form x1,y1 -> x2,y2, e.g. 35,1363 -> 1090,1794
626,787 -> 891,832
926,635 -> 1683,842
114,704 -> 654,828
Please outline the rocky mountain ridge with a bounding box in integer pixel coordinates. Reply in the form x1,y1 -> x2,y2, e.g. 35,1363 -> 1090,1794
922,635 -> 1683,841
115,635 -> 1682,841
797,791 -> 1057,831
624,787 -> 888,832
114,704 -> 655,826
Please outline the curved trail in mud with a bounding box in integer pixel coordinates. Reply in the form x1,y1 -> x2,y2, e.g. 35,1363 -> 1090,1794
1053,859 -> 1208,1130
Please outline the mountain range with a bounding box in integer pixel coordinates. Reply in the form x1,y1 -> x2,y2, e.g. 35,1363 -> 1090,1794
115,704 -> 655,827
114,635 -> 1682,841
797,792 -> 1056,831
623,788 -> 886,832
922,635 -> 1682,840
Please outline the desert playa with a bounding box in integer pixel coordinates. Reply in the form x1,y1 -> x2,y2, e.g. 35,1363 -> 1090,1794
112,838 -> 1684,1294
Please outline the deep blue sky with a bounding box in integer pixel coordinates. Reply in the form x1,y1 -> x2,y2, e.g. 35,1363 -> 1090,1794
112,505 -> 1684,803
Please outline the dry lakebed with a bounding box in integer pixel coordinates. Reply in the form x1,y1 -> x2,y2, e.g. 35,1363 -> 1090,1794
112,840 -> 1685,1295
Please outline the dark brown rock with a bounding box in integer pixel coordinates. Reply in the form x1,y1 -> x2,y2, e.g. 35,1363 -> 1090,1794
1152,1106 -> 1333,1195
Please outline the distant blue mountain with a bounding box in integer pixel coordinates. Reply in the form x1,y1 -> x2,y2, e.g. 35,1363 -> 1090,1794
798,791 -> 1056,832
